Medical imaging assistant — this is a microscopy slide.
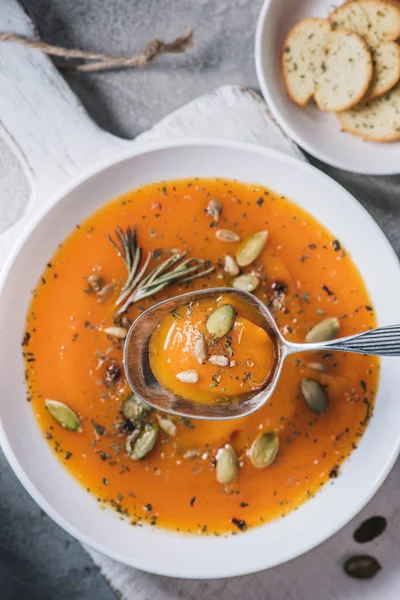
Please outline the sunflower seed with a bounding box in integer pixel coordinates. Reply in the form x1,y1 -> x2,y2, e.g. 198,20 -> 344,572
194,338 -> 208,364
216,444 -> 238,484
156,414 -> 177,437
306,362 -> 328,373
87,274 -> 104,292
103,326 -> 127,339
224,254 -> 240,276
176,370 -> 199,383
206,304 -> 236,337
343,555 -> 381,579
305,317 -> 339,343
233,273 -> 260,292
97,282 -> 114,299
208,355 -> 229,367
123,394 -> 152,422
183,448 -> 203,460
45,399 -> 82,432
301,379 -> 329,414
206,198 -> 222,221
249,432 -> 279,468
129,423 -> 159,460
236,231 -> 268,267
216,229 -> 240,243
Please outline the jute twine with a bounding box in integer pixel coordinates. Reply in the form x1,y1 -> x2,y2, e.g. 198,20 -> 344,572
0,26 -> 193,72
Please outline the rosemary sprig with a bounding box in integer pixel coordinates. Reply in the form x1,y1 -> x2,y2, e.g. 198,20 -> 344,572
108,226 -> 214,313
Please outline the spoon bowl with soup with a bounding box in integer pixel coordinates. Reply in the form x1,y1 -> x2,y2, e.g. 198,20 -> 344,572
124,287 -> 400,420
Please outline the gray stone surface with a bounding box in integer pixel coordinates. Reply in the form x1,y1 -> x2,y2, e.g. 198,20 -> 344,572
0,0 -> 399,598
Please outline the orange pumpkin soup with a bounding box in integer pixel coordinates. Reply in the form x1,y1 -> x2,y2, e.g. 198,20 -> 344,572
23,178 -> 378,535
149,295 -> 277,405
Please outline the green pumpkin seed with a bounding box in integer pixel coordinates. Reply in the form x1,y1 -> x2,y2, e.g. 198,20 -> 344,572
123,394 -> 152,422
249,432 -> 279,468
301,379 -> 329,414
232,273 -> 260,292
206,304 -> 236,338
125,423 -> 142,453
129,423 -> 159,460
216,444 -> 238,484
45,399 -> 82,432
236,231 -> 268,267
305,317 -> 339,343
343,555 -> 381,579
156,414 -> 177,437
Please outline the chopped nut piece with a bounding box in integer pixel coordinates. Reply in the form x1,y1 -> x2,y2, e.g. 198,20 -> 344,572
176,370 -> 199,383
208,355 -> 229,367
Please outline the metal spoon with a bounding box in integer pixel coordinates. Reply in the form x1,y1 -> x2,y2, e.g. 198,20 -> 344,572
124,287 -> 400,420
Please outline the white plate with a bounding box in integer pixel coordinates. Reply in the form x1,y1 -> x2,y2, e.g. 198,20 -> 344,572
0,139 -> 400,578
255,0 -> 400,175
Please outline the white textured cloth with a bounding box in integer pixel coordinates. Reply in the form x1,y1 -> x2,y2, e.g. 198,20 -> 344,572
79,86 -> 400,600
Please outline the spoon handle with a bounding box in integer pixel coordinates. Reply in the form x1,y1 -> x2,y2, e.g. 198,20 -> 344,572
287,324 -> 400,357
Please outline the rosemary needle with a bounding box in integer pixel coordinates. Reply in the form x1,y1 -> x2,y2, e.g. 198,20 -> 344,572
108,226 -> 214,313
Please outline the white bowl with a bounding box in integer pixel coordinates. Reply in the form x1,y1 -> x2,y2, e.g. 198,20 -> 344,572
255,0 -> 400,175
0,139 -> 400,578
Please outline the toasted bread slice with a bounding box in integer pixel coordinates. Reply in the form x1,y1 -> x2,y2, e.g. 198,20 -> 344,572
330,0 -> 400,99
282,18 -> 331,107
338,81 -> 400,141
282,18 -> 373,111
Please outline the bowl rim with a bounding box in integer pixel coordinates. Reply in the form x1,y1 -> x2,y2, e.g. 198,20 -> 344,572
1,137 -> 400,578
254,0 -> 400,176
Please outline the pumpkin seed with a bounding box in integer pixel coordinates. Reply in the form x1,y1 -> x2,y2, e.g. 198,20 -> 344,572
123,393 -> 152,422
301,379 -> 329,414
236,231 -> 268,267
216,229 -> 240,243
176,369 -> 199,383
208,355 -> 229,367
343,555 -> 381,579
103,326 -> 127,339
216,444 -> 238,484
353,516 -> 387,544
194,338 -> 208,364
87,273 -> 104,292
45,399 -> 82,432
129,423 -> 159,460
206,198 -> 222,221
224,254 -> 240,276
232,273 -> 260,292
206,304 -> 236,338
249,432 -> 279,468
156,414 -> 177,437
305,317 -> 339,343
125,423 -> 142,453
